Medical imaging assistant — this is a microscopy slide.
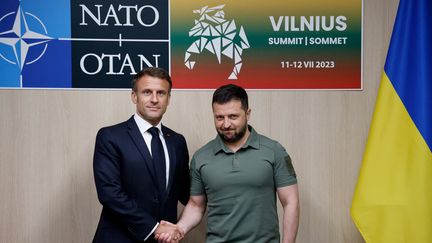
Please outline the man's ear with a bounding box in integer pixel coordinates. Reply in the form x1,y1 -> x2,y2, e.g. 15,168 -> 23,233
131,91 -> 137,104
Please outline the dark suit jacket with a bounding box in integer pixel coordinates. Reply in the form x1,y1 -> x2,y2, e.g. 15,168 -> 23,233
92,116 -> 190,243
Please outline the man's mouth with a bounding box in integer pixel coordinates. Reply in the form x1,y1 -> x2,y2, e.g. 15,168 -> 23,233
222,129 -> 234,133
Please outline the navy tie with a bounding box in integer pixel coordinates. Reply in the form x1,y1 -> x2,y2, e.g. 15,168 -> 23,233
148,127 -> 167,193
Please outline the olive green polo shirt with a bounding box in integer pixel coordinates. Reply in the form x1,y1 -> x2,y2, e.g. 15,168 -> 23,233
190,126 -> 297,243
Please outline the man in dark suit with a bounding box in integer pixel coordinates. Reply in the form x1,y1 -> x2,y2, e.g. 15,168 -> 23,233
92,67 -> 189,242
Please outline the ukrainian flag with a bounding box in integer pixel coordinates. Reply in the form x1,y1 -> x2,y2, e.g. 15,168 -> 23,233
351,0 -> 431,242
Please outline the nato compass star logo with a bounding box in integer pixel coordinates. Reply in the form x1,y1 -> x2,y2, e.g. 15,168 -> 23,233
0,5 -> 53,85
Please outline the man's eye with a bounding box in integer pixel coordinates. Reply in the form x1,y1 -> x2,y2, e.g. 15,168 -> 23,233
157,91 -> 167,97
143,90 -> 152,96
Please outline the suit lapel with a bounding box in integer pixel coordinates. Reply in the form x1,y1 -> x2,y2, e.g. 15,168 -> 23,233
162,126 -> 177,195
126,117 -> 158,185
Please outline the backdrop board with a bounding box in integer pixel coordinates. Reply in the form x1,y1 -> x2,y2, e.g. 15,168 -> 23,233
0,0 -> 362,90
172,0 -> 362,89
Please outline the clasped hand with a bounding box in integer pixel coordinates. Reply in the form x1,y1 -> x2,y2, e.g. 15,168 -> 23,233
154,220 -> 185,243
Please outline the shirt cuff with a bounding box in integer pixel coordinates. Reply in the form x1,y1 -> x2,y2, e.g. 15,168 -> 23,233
144,222 -> 159,241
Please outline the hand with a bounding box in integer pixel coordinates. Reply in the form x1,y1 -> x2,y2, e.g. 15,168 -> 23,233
154,220 -> 185,243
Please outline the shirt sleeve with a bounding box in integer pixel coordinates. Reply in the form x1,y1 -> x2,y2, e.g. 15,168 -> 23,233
189,155 -> 206,196
273,142 -> 297,187
143,223 -> 159,241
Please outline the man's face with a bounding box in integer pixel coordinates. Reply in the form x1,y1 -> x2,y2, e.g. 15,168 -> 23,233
213,100 -> 250,143
131,75 -> 170,126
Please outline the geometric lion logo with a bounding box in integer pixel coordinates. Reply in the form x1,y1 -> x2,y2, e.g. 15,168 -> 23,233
184,4 -> 250,79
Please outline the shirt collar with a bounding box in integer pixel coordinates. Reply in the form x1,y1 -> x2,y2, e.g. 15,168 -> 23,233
213,125 -> 260,154
133,113 -> 162,135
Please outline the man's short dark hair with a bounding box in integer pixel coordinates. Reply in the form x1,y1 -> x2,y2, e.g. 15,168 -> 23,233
212,84 -> 249,110
131,67 -> 172,93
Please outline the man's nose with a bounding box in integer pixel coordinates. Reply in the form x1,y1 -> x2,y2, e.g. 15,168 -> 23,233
222,118 -> 231,128
150,92 -> 158,103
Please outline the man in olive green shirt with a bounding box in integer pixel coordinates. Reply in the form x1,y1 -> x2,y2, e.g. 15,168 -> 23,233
156,84 -> 299,243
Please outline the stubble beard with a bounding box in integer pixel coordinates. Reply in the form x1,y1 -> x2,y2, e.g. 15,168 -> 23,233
217,123 -> 248,144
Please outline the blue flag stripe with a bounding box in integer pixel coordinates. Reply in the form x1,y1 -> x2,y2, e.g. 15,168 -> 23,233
384,0 -> 432,150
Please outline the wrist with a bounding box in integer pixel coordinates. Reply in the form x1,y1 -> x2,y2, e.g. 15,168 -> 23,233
177,222 -> 187,235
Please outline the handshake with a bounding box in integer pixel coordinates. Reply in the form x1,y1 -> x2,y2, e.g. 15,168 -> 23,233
154,220 -> 185,243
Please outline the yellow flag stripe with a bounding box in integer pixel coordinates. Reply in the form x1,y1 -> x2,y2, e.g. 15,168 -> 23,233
351,72 -> 432,243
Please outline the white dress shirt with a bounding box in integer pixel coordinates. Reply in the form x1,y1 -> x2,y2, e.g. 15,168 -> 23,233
133,113 -> 170,186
